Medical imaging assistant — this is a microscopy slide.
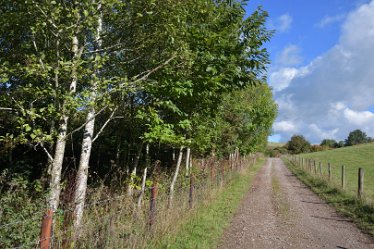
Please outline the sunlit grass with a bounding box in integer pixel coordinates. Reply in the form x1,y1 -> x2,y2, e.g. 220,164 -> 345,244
284,157 -> 374,236
300,143 -> 374,202
154,158 -> 265,249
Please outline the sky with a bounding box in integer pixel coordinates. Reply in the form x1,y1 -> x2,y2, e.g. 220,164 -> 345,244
245,0 -> 374,144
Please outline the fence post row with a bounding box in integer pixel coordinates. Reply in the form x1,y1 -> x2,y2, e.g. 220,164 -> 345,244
358,168 -> 364,198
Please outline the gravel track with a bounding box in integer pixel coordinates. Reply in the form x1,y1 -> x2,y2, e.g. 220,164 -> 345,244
217,158 -> 374,249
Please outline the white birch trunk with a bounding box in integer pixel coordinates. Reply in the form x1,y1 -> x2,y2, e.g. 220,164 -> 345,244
185,147 -> 191,176
72,106 -> 96,231
47,33 -> 79,211
168,146 -> 184,208
137,167 -> 147,209
72,2 -> 102,232
127,144 -> 142,197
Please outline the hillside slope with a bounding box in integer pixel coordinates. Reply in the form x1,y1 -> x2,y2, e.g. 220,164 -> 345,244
301,143 -> 374,200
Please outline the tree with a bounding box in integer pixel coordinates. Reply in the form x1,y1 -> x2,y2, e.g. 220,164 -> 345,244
286,135 -> 311,154
345,129 -> 368,146
320,139 -> 337,148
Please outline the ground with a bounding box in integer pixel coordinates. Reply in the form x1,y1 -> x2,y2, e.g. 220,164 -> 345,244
217,158 -> 374,249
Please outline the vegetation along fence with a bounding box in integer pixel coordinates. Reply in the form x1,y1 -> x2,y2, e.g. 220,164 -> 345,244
0,153 -> 259,249
286,155 -> 374,205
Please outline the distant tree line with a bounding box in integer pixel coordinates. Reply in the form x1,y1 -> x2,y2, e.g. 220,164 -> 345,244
283,129 -> 373,154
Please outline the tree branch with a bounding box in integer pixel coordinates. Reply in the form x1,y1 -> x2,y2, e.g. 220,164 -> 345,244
92,106 -> 118,143
0,107 -> 14,111
67,105 -> 108,137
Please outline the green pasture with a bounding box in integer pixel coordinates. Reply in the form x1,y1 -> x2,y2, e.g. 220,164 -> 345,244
300,143 -> 374,202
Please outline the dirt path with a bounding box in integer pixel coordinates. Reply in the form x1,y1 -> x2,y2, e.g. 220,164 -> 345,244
217,158 -> 374,249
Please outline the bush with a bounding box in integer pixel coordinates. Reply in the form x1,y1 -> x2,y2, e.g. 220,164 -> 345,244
0,171 -> 45,248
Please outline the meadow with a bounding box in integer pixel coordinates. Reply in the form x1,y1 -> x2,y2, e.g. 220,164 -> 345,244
300,143 -> 374,203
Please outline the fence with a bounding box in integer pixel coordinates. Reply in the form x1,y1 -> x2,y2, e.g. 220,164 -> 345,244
286,155 -> 374,205
0,153 -> 260,249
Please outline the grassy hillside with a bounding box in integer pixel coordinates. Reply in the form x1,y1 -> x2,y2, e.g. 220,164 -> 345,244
267,142 -> 286,149
300,143 -> 374,202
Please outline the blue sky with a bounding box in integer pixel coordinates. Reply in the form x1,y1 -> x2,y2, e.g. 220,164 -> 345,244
245,0 -> 374,143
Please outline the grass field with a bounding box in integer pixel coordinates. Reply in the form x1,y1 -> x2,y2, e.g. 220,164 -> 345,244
300,143 -> 374,203
267,142 -> 286,149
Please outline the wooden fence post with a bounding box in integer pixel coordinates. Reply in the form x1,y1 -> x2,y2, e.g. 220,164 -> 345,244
148,182 -> 158,228
358,168 -> 364,198
189,174 -> 195,209
301,157 -> 304,169
328,163 -> 331,181
341,165 -> 345,189
319,162 -> 322,175
40,209 -> 53,249
314,160 -> 317,175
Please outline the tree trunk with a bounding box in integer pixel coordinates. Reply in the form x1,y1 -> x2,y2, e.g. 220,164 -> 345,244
47,32 -> 80,212
137,167 -> 148,209
137,144 -> 150,209
72,106 -> 96,232
185,147 -> 191,176
72,2 -> 102,233
127,144 -> 143,197
168,146 -> 184,208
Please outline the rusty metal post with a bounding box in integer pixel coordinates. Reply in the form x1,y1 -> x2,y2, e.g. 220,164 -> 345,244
40,209 -> 53,249
189,174 -> 195,209
148,182 -> 158,228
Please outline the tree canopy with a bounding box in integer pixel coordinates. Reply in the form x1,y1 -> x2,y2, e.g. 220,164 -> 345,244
0,0 -> 276,230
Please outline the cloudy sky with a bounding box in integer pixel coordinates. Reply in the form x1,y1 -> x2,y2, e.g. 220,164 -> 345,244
246,0 -> 374,144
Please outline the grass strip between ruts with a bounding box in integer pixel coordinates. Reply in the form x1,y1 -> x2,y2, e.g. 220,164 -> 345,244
153,158 -> 265,249
283,157 -> 374,237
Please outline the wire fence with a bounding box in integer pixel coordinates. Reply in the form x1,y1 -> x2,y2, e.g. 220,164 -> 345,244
0,153 -> 260,249
286,154 -> 374,206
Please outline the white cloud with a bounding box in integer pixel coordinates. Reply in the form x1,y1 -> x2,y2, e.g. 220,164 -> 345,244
270,14 -> 292,33
317,14 -> 345,28
269,66 -> 309,91
272,0 -> 374,143
276,45 -> 303,66
343,108 -> 374,125
273,121 -> 297,133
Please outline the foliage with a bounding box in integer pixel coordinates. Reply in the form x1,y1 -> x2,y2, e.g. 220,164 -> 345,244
0,0 -> 275,245
310,145 -> 328,152
345,129 -> 368,146
0,171 -> 45,248
320,139 -> 338,148
286,135 -> 311,154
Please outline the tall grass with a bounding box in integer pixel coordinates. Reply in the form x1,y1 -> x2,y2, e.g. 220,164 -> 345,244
1,155 -> 262,248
